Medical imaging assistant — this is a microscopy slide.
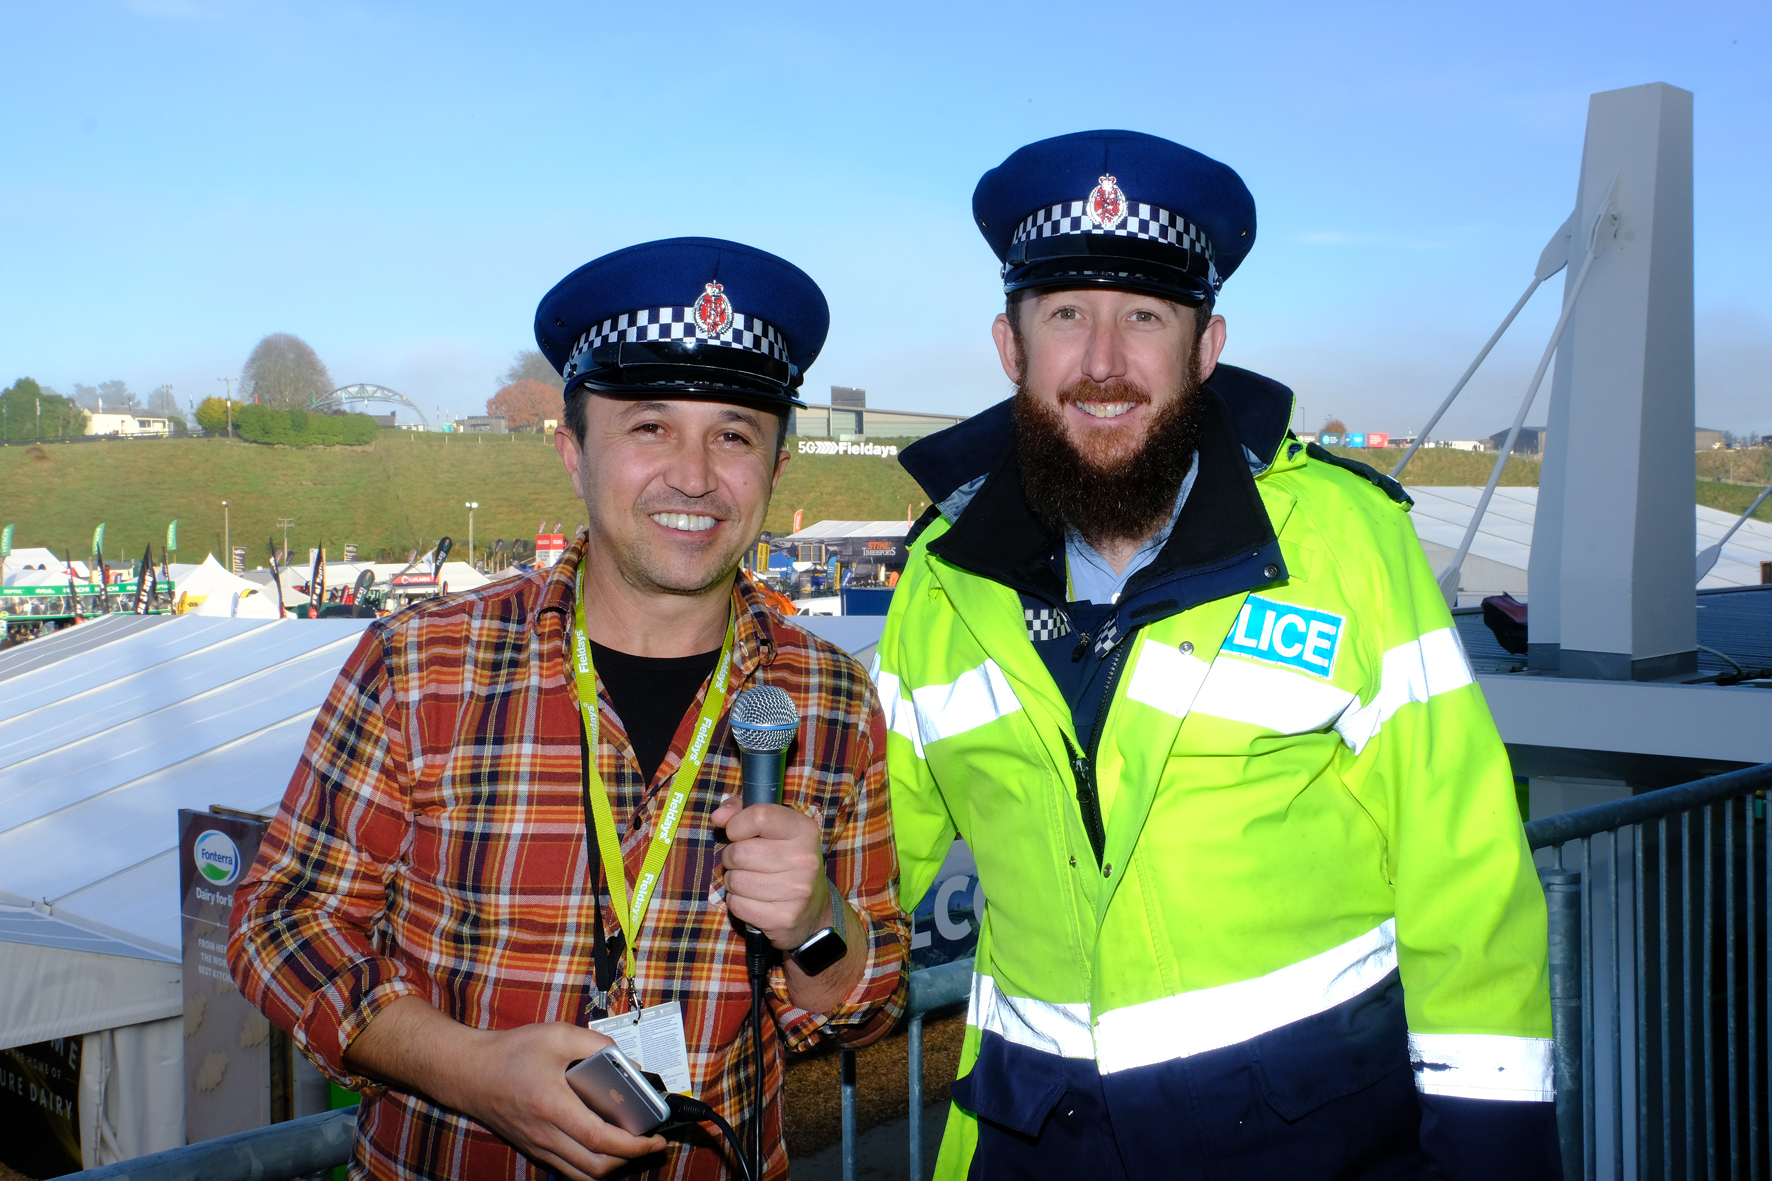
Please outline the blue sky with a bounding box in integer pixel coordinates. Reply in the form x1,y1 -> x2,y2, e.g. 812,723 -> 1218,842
2,0 -> 1767,439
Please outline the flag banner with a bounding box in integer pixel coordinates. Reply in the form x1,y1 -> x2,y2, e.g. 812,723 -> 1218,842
95,548 -> 112,612
1,524 -> 12,557
431,536 -> 452,575
132,544 -> 156,614
349,569 -> 374,607
167,520 -> 178,551
267,551 -> 287,619
64,550 -> 81,622
92,524 -> 105,556
308,545 -> 325,616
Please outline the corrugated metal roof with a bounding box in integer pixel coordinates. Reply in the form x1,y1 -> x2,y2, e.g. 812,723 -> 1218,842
0,615 -> 370,961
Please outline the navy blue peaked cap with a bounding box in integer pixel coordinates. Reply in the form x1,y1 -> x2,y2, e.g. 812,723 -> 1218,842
973,130 -> 1256,306
534,237 -> 829,410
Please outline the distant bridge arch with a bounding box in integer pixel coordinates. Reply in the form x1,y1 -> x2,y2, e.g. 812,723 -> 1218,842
313,384 -> 433,430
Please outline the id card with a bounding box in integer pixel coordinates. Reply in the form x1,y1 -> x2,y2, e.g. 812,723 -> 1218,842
587,1001 -> 694,1096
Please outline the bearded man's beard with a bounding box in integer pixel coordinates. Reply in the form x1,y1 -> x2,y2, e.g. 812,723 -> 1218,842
1013,359 -> 1207,554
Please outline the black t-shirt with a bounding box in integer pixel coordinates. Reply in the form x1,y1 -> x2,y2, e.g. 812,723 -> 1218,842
588,640 -> 723,785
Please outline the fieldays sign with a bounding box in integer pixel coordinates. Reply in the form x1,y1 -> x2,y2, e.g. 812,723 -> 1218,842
795,440 -> 900,458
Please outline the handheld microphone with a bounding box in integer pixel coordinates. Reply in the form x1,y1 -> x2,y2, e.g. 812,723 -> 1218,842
729,685 -> 798,807
727,684 -> 800,1181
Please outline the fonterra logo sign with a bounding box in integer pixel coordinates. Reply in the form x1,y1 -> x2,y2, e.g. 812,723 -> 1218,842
192,830 -> 243,886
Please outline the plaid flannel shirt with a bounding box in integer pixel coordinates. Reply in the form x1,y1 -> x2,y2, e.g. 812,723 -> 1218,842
229,535 -> 908,1180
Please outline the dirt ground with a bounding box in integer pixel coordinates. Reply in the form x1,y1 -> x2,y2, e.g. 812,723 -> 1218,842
0,1163 -> 35,1181
783,1009 -> 966,1155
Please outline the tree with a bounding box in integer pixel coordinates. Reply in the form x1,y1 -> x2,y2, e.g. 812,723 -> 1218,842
147,384 -> 179,416
1,378 -> 86,440
99,380 -> 137,412
1321,417 -> 1348,436
242,333 -> 334,410
501,349 -> 563,394
488,380 -> 562,432
194,396 -> 242,437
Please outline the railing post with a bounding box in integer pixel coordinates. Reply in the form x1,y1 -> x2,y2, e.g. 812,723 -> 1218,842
908,1013 -> 924,1181
841,1047 -> 857,1181
1541,868 -> 1584,1181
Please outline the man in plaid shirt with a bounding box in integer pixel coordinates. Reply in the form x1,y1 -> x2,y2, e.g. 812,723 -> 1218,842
230,239 -> 909,1180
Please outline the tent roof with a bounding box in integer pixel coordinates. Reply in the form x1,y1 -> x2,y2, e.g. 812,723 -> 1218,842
781,520 -> 912,541
0,613 -> 371,964
1401,487 -> 1772,589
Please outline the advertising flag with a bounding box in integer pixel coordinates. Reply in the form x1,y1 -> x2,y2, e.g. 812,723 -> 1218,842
64,550 -> 82,623
92,524 -> 105,557
267,550 -> 287,619
131,544 -> 156,614
308,545 -> 325,616
95,548 -> 111,613
167,520 -> 178,552
1,523 -> 12,557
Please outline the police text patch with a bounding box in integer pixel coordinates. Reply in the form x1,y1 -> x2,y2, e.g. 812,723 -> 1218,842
1223,595 -> 1345,678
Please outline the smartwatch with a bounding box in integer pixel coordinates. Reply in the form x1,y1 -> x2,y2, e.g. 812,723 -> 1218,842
790,878 -> 849,977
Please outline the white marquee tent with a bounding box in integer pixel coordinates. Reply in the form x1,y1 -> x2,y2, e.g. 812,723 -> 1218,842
0,612 -> 371,1166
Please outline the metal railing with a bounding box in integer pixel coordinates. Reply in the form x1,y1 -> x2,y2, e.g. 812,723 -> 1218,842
1527,761 -> 1772,1180
836,955 -> 972,1181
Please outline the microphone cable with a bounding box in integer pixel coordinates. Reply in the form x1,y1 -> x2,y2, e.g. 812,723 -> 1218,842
665,1093 -> 755,1181
747,933 -> 770,1181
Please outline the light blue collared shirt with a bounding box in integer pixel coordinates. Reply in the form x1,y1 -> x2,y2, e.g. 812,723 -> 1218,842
1064,454 -> 1199,605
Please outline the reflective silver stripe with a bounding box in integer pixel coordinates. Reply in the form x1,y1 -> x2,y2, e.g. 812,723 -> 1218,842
1092,920 -> 1398,1075
1408,1032 -> 1555,1102
969,971 -> 1094,1060
910,659 -> 1022,746
1123,641 -> 1213,718
870,666 -> 925,758
1334,628 -> 1474,754
1186,654 -> 1357,734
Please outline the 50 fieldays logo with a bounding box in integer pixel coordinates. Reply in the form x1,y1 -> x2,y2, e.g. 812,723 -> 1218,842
1224,595 -> 1345,679
192,830 -> 242,886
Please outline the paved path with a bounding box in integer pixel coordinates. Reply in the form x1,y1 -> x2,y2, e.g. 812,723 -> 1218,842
792,1103 -> 948,1181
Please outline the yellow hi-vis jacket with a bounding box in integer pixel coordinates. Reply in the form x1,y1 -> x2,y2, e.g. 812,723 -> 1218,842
875,368 -> 1554,1178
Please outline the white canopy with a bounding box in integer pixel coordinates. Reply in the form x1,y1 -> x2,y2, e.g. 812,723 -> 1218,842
171,554 -> 264,605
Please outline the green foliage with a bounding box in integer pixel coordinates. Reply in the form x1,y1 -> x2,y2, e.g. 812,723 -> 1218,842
194,397 -> 240,436
1,377 -> 87,440
234,404 -> 379,447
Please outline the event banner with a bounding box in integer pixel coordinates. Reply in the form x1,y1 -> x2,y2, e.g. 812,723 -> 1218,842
179,809 -> 287,1143
0,1037 -> 81,1178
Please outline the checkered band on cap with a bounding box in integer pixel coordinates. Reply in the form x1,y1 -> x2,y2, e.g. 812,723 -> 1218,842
1010,200 -> 1220,289
565,306 -> 788,376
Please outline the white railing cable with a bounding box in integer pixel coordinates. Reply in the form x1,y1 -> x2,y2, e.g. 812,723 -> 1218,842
1436,172 -> 1620,608
1391,209 -> 1576,480
1695,478 -> 1772,581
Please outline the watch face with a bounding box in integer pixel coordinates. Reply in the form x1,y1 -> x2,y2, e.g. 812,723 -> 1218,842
792,928 -> 848,977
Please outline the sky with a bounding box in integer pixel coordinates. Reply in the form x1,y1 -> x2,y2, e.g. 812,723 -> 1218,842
2,0 -> 1768,439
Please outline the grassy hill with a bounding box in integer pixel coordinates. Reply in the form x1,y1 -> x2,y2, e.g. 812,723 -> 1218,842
0,433 -> 930,565
3,433 -> 1764,567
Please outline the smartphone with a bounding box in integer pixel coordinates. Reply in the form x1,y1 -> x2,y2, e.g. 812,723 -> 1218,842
565,1045 -> 672,1136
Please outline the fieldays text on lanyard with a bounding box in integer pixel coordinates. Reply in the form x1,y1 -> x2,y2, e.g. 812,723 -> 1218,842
573,566 -> 734,1093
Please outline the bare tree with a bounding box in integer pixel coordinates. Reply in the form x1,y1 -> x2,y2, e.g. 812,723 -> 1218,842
242,333 -> 334,410
501,349 -> 563,394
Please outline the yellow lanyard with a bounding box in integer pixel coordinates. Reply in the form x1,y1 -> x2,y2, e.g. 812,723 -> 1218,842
572,566 -> 736,989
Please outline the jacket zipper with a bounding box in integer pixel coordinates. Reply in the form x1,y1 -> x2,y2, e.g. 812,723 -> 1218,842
1061,637 -> 1131,869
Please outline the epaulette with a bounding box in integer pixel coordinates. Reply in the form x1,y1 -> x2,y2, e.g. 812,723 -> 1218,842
1303,442 -> 1415,508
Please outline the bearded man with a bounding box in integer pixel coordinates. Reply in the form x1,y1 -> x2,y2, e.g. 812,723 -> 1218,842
875,131 -> 1560,1180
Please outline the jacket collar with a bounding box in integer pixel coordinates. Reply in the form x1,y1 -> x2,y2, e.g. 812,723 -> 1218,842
538,531 -> 778,675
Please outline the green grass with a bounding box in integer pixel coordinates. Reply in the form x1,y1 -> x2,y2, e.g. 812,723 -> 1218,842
5,432 -> 1762,567
0,433 -> 931,564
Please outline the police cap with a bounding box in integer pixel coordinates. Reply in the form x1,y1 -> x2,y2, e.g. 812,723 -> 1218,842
534,237 -> 829,411
973,130 -> 1256,306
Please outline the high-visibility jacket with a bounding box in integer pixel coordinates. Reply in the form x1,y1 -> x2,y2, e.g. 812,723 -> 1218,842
876,366 -> 1557,1179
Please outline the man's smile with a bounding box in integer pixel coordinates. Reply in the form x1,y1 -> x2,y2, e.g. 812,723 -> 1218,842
1073,401 -> 1138,419
649,511 -> 720,534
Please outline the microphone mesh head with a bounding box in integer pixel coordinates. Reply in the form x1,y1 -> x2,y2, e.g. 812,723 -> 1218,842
730,685 -> 799,752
